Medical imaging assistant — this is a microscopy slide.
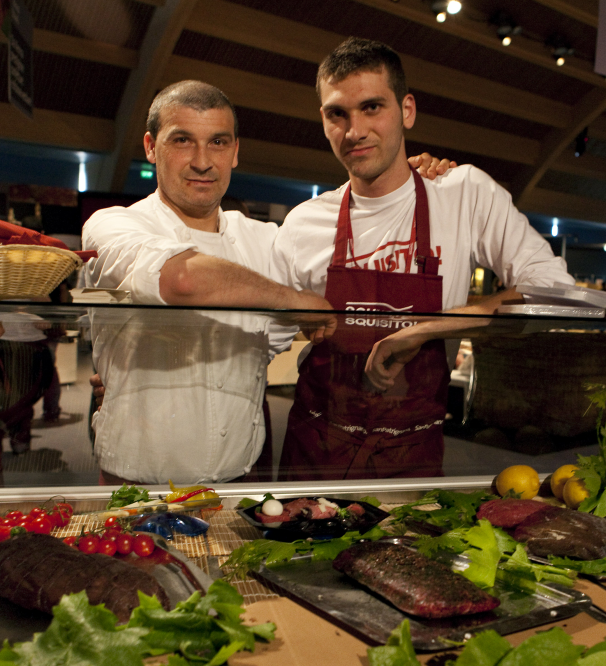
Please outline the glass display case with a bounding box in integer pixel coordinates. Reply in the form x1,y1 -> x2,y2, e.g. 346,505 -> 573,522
0,299 -> 603,495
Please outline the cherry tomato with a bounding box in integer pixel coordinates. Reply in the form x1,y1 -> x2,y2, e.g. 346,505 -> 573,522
78,535 -> 100,554
17,519 -> 32,531
0,526 -> 11,542
102,528 -> 122,543
28,508 -> 47,519
133,534 -> 155,558
97,540 -> 117,557
115,533 -> 133,555
2,516 -> 20,527
63,536 -> 77,547
30,516 -> 53,535
49,508 -> 71,528
53,502 -> 74,518
104,516 -> 122,530
5,510 -> 22,521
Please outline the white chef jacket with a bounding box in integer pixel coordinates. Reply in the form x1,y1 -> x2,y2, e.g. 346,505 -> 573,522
82,191 -> 278,484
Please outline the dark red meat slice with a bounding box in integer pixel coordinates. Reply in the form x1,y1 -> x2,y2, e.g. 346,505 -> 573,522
332,541 -> 500,618
308,503 -> 338,519
282,498 -> 337,520
0,533 -> 170,623
477,499 -> 552,528
346,503 -> 365,516
514,506 -> 606,560
283,498 -> 316,517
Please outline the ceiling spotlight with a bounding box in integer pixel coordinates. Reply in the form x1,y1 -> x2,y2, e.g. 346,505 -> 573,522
431,1 -> 461,22
490,11 -> 522,47
546,34 -> 574,66
575,127 -> 588,157
447,0 -> 461,14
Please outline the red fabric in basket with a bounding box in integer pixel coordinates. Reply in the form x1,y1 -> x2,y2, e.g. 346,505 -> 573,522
0,221 -> 96,262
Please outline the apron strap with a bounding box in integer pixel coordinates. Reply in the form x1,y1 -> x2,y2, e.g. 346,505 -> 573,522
331,171 -> 438,274
412,169 -> 439,275
332,184 -> 352,267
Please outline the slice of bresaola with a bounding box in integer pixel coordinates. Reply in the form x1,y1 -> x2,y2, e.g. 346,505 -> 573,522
476,499 -> 552,528
332,541 -> 500,618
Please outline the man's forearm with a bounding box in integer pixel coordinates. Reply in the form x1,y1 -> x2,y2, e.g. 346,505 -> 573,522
159,250 -> 323,310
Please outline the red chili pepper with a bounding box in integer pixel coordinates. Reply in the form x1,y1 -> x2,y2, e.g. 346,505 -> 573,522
170,488 -> 215,503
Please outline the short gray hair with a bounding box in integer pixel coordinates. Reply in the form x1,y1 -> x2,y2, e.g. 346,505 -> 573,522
146,80 -> 239,139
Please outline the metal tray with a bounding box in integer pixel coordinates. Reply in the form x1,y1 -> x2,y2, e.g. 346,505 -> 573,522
0,534 -> 214,644
238,496 -> 390,541
254,538 -> 592,651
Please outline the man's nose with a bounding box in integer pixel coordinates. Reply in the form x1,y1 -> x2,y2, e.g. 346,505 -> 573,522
189,145 -> 212,173
345,113 -> 368,143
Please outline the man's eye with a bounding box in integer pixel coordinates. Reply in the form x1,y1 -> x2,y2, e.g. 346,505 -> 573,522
173,136 -> 189,144
365,103 -> 380,112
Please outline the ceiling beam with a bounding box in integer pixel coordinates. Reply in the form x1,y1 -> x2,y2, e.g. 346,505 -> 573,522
523,187 -> 606,224
164,56 -> 540,165
551,149 -> 606,182
191,0 -> 570,129
0,103 -> 114,152
531,0 -> 599,28
33,29 -> 138,69
353,0 -> 606,88
97,0 -> 198,193
591,115 -> 606,142
513,88 -> 606,207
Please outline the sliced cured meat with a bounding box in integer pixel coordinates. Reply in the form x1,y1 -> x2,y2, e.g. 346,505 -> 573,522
283,498 -> 316,517
477,499 -> 553,528
346,503 -> 365,516
0,533 -> 170,623
514,506 -> 606,560
332,541 -> 500,618
283,498 -> 338,520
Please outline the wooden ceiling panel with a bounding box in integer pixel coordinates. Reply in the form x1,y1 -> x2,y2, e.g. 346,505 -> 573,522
32,52 -> 130,119
230,0 -> 597,103
25,0 -> 154,50
175,31 -> 316,87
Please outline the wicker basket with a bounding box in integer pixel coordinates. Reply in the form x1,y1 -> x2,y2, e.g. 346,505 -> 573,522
0,245 -> 82,298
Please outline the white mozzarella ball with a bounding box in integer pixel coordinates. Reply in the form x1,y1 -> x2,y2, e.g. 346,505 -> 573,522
262,499 -> 284,516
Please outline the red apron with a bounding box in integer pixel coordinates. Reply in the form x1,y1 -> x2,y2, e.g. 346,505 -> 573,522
279,170 -> 450,481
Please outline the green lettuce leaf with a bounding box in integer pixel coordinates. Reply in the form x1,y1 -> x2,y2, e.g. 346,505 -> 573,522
12,591 -> 149,666
448,629 -> 511,665
499,627 -> 584,666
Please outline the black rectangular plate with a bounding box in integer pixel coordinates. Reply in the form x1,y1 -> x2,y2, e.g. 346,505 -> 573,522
238,497 -> 390,541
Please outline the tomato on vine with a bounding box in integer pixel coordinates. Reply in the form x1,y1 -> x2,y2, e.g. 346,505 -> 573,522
133,534 -> 155,558
30,516 -> 53,535
115,533 -> 133,555
78,535 -> 100,554
97,540 -> 118,557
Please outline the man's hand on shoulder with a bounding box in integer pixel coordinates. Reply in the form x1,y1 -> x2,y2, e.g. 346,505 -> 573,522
408,153 -> 457,180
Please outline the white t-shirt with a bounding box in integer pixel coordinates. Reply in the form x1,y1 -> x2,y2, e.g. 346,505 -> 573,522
82,191 -> 279,484
271,165 -> 573,309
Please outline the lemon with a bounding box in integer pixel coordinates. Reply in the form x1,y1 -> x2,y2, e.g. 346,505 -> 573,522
562,477 -> 590,510
550,464 -> 579,501
495,465 -> 540,500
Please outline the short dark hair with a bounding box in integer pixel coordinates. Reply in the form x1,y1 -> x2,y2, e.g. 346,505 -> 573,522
146,80 -> 239,139
316,37 -> 408,105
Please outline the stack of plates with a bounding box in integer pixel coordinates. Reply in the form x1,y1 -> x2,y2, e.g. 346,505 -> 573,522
498,283 -> 606,318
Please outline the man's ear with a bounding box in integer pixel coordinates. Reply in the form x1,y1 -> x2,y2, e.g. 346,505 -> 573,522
402,94 -> 416,130
232,139 -> 239,169
143,132 -> 157,164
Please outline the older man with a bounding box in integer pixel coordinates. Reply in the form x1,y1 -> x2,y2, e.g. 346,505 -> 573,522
83,81 -> 336,486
